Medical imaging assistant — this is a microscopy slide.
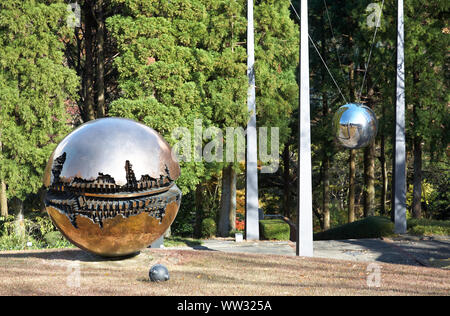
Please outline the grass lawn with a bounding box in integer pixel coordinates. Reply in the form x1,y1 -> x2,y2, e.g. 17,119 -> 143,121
164,237 -> 202,248
0,247 -> 448,296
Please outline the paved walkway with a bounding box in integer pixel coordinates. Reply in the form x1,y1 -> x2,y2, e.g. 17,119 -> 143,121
171,235 -> 450,268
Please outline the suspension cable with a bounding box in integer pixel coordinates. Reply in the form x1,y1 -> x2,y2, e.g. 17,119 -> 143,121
323,0 -> 345,76
357,0 -> 385,103
289,1 -> 348,104
364,0 -> 426,100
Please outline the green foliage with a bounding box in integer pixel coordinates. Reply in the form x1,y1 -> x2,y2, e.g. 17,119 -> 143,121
107,0 -> 250,194
163,236 -> 202,248
0,234 -> 43,251
0,0 -> 447,238
254,0 -> 298,143
0,0 -> 79,200
171,191 -> 195,237
107,0 -> 299,196
406,181 -> 437,214
404,0 -> 449,153
33,215 -> 55,237
259,219 -> 290,240
407,219 -> 450,236
0,214 -> 74,250
43,230 -> 72,248
201,217 -> 216,238
314,216 -> 395,240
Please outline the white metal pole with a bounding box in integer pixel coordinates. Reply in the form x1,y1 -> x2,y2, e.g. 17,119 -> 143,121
297,0 -> 313,257
394,0 -> 407,234
246,0 -> 259,240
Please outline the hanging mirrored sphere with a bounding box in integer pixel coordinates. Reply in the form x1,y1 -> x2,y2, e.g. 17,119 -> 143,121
333,103 -> 378,149
43,117 -> 182,257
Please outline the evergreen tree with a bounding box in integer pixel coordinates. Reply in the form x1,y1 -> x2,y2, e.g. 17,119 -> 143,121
64,0 -> 120,122
254,0 -> 298,140
250,0 -> 299,222
404,0 -> 448,219
107,0 -> 299,236
0,0 -> 79,212
107,0 -> 248,197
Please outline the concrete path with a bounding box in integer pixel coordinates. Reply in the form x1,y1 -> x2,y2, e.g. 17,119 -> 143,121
172,236 -> 450,268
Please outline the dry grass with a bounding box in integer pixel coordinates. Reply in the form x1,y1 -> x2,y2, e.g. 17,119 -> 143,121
0,248 -> 448,296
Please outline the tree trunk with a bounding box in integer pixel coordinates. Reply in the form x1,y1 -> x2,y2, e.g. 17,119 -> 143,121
320,26 -> 330,230
412,71 -> 422,219
282,145 -> 291,218
363,142 -> 376,217
323,155 -> 330,230
194,183 -> 204,238
229,167 -> 237,233
218,165 -> 236,236
95,0 -> 106,118
348,149 -> 356,223
14,198 -> 25,237
0,133 -> 8,217
347,47 -> 356,223
380,102 -> 388,215
0,181 -> 7,217
390,130 -> 396,222
363,85 -> 376,217
82,1 -> 96,121
322,92 -> 330,230
412,135 -> 422,219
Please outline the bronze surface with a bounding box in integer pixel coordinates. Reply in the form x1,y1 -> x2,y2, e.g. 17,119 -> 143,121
43,118 -> 182,257
47,199 -> 180,257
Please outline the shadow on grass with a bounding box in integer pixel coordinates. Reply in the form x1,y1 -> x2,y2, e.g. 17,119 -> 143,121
164,237 -> 218,252
0,248 -> 140,262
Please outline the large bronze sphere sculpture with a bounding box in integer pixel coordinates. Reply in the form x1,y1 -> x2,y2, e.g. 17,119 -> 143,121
333,103 -> 378,149
43,118 -> 181,257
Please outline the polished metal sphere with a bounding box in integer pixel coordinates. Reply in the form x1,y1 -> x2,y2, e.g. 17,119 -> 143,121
43,117 -> 181,257
149,264 -> 170,282
333,103 -> 378,149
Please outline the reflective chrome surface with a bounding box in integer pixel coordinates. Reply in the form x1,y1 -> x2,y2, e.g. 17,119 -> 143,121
43,117 -> 182,257
44,117 -> 180,187
333,103 -> 378,149
149,264 -> 170,282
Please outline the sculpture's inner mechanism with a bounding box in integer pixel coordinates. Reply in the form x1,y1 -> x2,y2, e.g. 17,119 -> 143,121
45,153 -> 181,228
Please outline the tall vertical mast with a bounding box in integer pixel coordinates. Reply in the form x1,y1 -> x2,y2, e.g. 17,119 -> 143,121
246,0 -> 259,240
297,0 -> 313,257
394,0 -> 406,233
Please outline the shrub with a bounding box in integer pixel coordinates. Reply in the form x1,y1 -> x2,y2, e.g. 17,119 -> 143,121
201,218 -> 216,238
44,231 -> 73,248
0,232 -> 44,250
314,216 -> 394,240
171,209 -> 195,237
33,216 -> 55,239
0,214 -> 74,250
235,219 -> 245,232
259,219 -> 290,240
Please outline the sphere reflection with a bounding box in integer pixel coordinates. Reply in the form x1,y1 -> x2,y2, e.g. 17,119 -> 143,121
43,118 -> 181,257
333,103 -> 378,149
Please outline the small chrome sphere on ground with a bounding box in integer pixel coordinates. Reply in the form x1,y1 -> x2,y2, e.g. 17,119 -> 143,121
149,264 -> 170,282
